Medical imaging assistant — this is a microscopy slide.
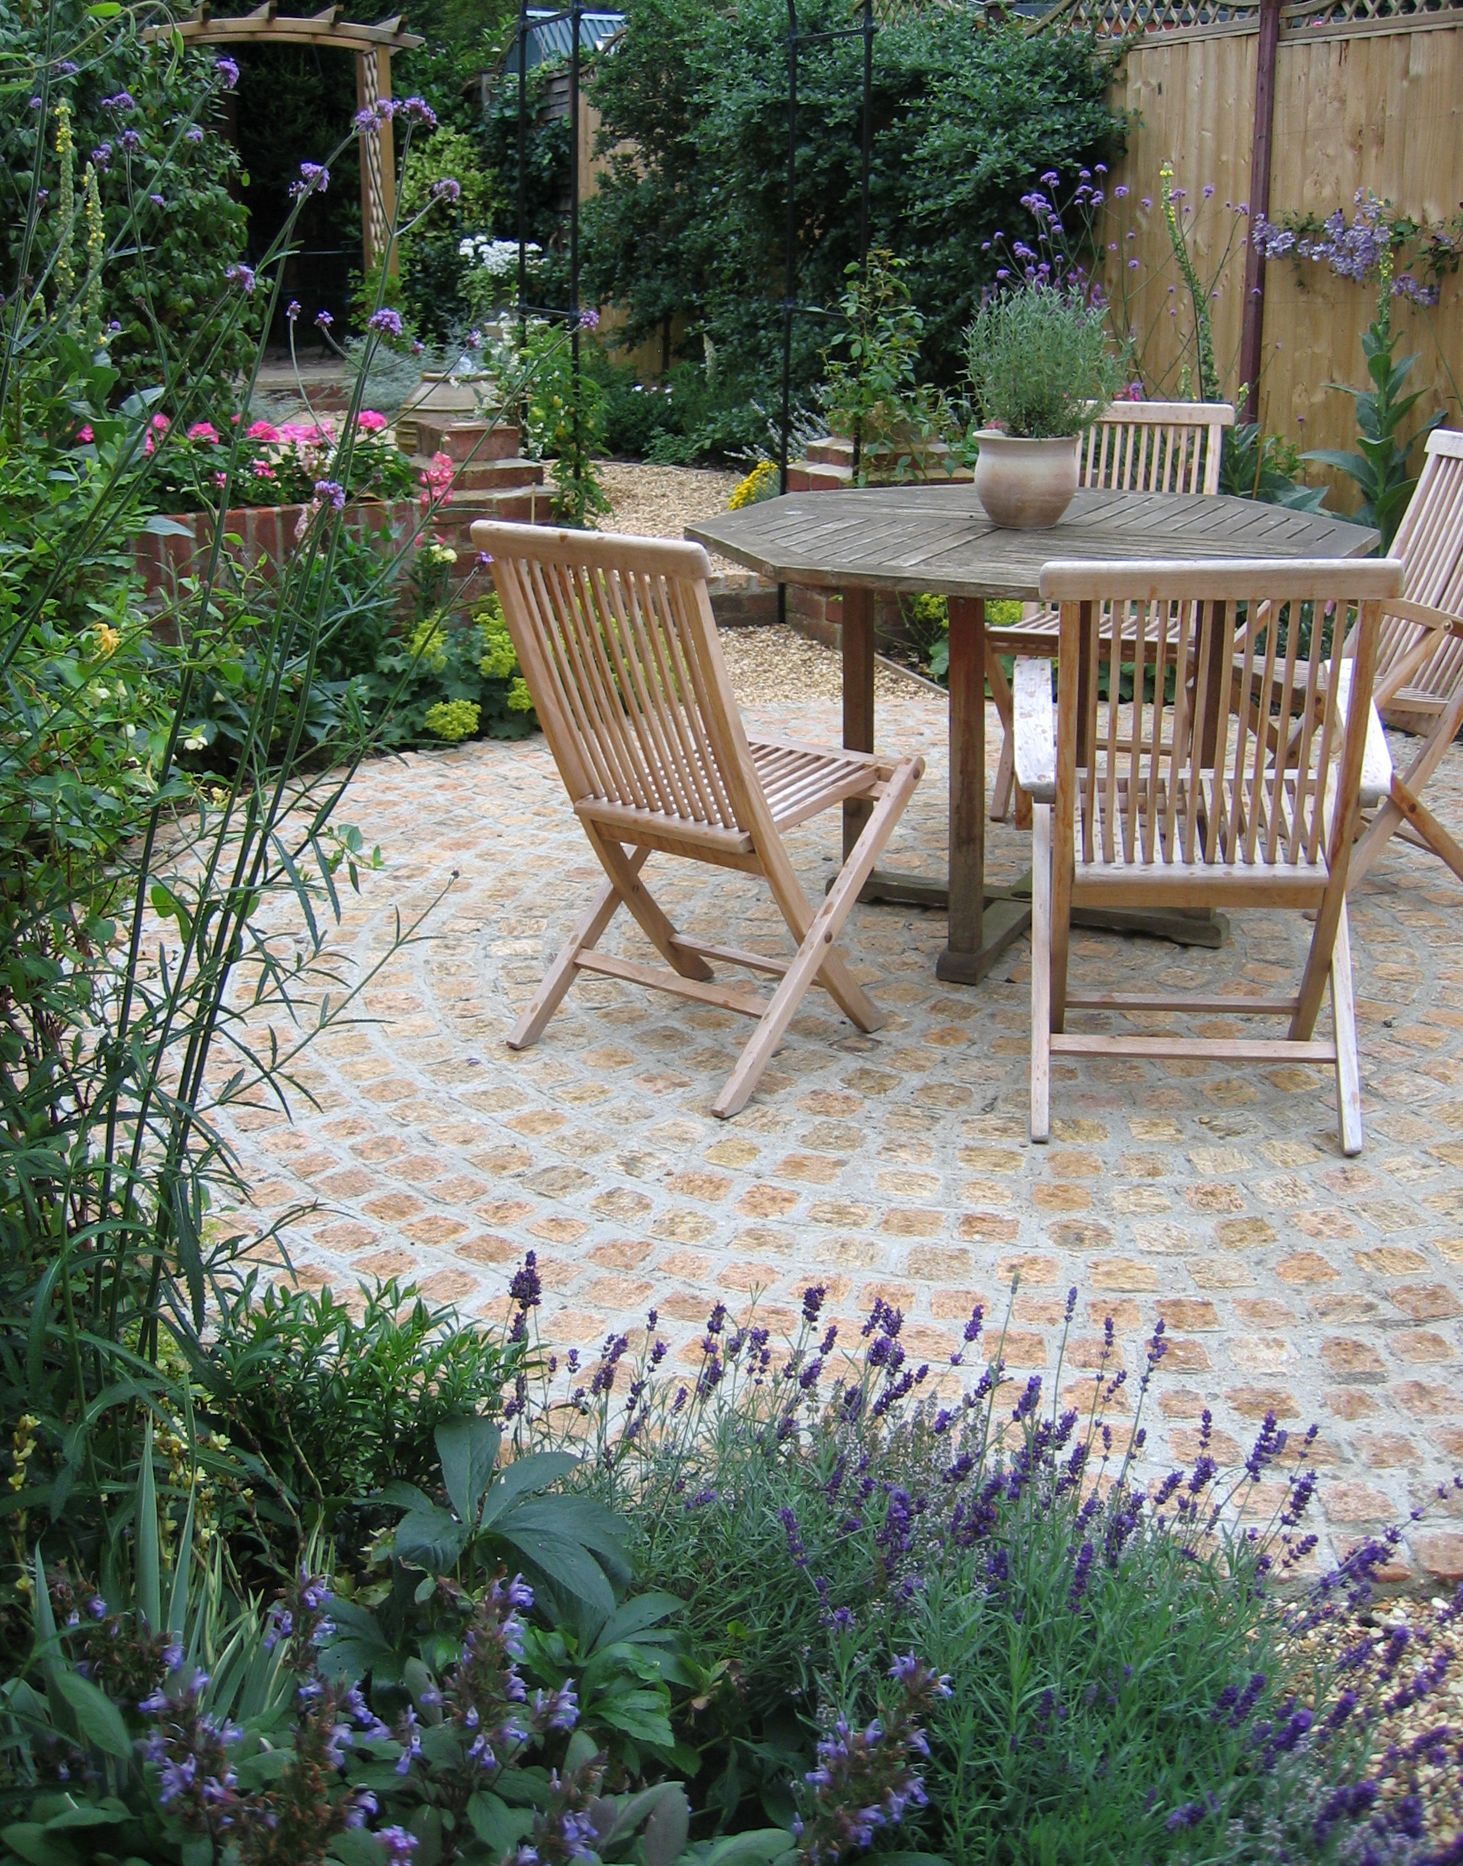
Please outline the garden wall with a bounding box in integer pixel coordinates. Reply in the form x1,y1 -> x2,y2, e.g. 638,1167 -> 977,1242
1077,0 -> 1463,478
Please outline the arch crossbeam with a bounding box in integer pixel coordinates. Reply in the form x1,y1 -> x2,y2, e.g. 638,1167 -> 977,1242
142,6 -> 424,268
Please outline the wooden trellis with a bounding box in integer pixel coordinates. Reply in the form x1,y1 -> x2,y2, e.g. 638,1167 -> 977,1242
143,3 -> 424,269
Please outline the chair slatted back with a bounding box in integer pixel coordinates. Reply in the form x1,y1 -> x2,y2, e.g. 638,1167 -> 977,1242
1080,401 -> 1236,497
1377,426 -> 1463,705
484,524 -> 759,833
1041,560 -> 1399,873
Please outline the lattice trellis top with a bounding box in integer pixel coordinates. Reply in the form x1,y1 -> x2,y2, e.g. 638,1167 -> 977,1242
144,3 -> 424,53
1036,0 -> 1460,37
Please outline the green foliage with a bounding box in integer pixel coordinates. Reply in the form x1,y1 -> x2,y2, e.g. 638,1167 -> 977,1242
398,128 -> 502,343
318,572 -> 537,751
1306,291 -> 1442,547
965,286 -> 1122,439
374,1418 -> 632,1637
819,251 -> 948,470
0,39 -> 464,1578
0,3 -> 258,405
583,1 -> 1123,408
1220,422 -> 1330,512
903,592 -> 1023,685
194,1277 -> 526,1536
517,323 -> 612,526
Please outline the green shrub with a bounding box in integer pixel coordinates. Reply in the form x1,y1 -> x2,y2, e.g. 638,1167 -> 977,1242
0,26 -> 466,1579
538,1284 -> 1463,1862
194,1278 -> 527,1537
0,6 -> 258,406
584,0 -> 1123,403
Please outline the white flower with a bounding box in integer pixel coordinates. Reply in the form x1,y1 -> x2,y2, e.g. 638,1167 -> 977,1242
457,235 -> 541,279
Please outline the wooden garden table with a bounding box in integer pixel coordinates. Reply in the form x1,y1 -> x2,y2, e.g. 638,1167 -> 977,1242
689,485 -> 1376,984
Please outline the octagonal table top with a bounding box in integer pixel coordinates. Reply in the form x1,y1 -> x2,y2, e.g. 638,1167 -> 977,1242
688,484 -> 1378,601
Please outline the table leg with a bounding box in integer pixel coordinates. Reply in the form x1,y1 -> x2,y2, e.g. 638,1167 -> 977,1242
841,586 -> 875,861
937,596 -> 1031,984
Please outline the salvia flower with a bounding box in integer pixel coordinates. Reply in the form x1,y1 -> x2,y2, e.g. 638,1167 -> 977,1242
224,263 -> 255,295
368,307 -> 403,337
215,57 -> 240,88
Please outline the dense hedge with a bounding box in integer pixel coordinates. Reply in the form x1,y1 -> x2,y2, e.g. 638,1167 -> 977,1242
583,0 -> 1125,401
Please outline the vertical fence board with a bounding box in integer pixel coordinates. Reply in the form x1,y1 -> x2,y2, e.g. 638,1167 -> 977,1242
1100,17 -> 1463,502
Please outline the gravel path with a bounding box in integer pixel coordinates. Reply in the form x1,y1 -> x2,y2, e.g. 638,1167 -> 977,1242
600,460 -> 932,705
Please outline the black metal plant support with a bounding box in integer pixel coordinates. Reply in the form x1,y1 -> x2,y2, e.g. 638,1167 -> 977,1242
778,0 -> 877,494
515,0 -> 586,514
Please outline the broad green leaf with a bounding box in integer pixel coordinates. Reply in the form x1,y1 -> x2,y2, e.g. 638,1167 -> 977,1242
394,1505 -> 469,1573
496,1527 -> 615,1626
595,1590 -> 683,1645
435,1416 -> 501,1526
477,1451 -> 579,1528
136,1435 -> 161,1632
0,1824 -> 75,1866
466,1791 -> 533,1851
51,1671 -> 132,1758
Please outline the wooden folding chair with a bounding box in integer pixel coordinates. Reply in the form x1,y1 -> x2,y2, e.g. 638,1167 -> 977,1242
472,520 -> 924,1119
1335,426 -> 1463,887
987,401 -> 1237,821
1014,556 -> 1402,1155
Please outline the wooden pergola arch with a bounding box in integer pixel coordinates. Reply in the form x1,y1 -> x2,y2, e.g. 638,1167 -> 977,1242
144,4 -> 424,269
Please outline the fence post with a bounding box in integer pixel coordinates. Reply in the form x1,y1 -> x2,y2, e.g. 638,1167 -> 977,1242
1238,0 -> 1283,424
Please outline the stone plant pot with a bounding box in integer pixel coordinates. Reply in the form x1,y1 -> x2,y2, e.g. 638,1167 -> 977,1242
972,429 -> 1080,529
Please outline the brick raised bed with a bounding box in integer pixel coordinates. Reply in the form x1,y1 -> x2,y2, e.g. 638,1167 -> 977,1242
132,498 -> 422,602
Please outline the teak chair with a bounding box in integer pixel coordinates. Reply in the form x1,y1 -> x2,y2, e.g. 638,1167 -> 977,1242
1014,556 -> 1402,1156
987,400 -> 1237,820
472,520 -> 924,1119
1322,426 -> 1463,888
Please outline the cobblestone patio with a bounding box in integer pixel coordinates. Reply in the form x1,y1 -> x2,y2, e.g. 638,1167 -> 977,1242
216,675 -> 1463,1588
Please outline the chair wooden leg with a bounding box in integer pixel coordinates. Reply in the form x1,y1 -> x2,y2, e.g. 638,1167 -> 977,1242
584,829 -> 716,982
1352,777 -> 1463,888
987,647 -> 1016,821
1330,903 -> 1363,1156
1030,803 -> 1053,1144
508,851 -> 650,1049
713,759 -> 922,1119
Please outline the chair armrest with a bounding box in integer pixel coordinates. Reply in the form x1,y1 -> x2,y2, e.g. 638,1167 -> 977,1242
1335,659 -> 1393,807
1013,657 -> 1056,802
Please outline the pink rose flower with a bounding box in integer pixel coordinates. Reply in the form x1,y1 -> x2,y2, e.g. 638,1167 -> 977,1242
250,460 -> 276,479
246,420 -> 281,443
76,424 -> 94,443
356,409 -> 388,431
187,421 -> 221,443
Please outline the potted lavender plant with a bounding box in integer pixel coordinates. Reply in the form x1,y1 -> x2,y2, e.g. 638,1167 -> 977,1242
964,280 -> 1122,527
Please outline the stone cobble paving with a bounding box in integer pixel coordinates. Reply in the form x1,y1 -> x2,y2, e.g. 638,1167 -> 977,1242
213,680 -> 1463,1588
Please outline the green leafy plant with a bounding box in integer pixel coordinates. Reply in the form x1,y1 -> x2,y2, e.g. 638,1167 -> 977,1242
195,1278 -> 526,1539
1254,190 -> 1450,544
965,284 -> 1122,440
583,0 -> 1122,420
1304,273 -> 1440,546
0,25 -> 467,1579
819,251 -> 948,474
515,319 -> 612,527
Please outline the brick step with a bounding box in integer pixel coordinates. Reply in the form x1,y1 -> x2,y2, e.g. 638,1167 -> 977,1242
414,419 -> 523,464
450,456 -> 546,493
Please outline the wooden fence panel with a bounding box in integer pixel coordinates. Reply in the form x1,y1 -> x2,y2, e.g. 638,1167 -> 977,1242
1102,15 -> 1463,496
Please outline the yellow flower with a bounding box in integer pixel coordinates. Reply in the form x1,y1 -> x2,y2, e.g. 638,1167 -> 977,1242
729,458 -> 777,510
94,624 -> 121,657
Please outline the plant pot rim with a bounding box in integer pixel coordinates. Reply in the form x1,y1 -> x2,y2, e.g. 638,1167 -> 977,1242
972,427 -> 1081,444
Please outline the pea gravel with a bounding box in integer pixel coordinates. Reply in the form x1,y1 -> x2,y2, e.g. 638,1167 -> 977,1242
600,459 -> 932,705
